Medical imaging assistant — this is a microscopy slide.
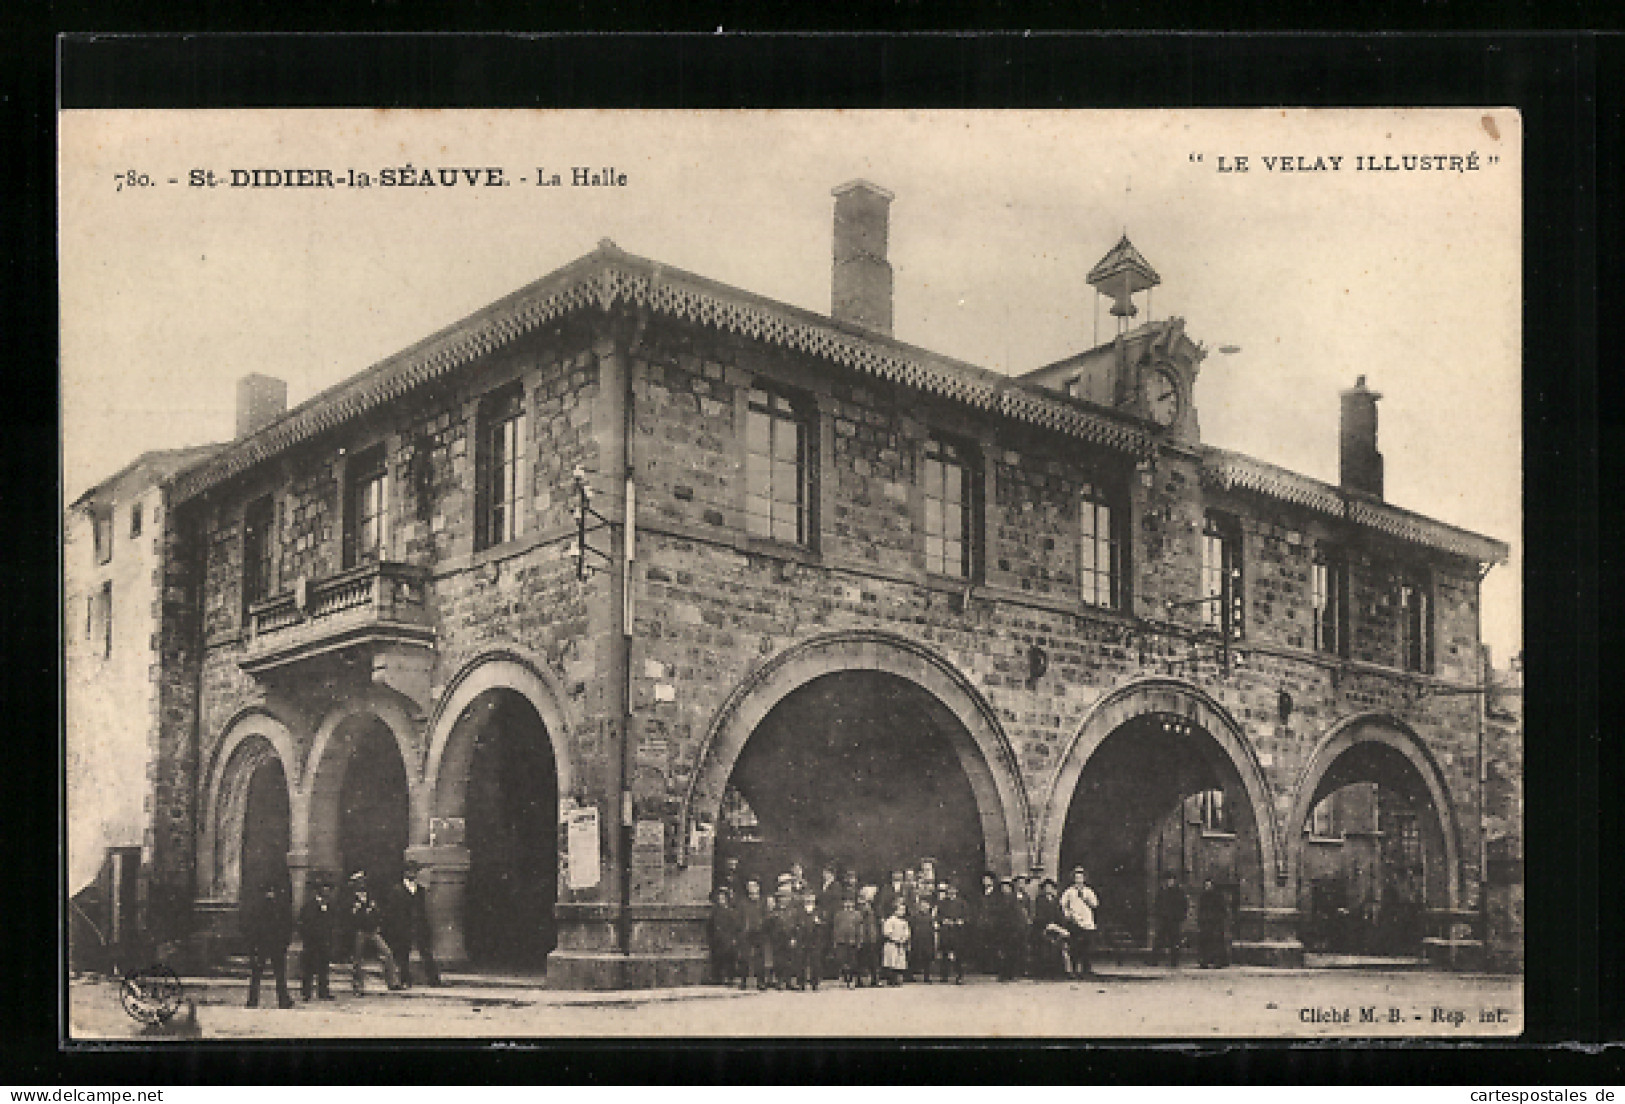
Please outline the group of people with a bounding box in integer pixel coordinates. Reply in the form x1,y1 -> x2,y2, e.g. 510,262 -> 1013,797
238,861 -> 442,1008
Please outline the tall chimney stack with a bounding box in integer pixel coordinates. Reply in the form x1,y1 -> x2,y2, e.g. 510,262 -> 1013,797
1339,375 -> 1384,498
236,373 -> 288,440
830,180 -> 894,336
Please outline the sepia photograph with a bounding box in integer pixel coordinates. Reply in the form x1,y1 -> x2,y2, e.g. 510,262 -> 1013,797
60,108 -> 1523,1040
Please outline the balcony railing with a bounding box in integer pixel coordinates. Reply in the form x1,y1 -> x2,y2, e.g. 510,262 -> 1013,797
241,560 -> 434,675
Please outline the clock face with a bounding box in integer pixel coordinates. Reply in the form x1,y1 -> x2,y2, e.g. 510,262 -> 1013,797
1142,368 -> 1181,427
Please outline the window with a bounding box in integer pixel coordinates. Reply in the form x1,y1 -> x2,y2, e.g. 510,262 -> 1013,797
343,447 -> 388,568
720,784 -> 762,844
92,508 -> 113,565
1078,479 -> 1123,609
477,386 -> 526,551
129,503 -> 143,540
922,436 -> 978,578
1308,794 -> 1340,839
242,495 -> 276,608
96,581 -> 112,658
1399,578 -> 1432,673
1201,514 -> 1244,639
1191,788 -> 1233,834
744,385 -> 812,546
1312,551 -> 1348,656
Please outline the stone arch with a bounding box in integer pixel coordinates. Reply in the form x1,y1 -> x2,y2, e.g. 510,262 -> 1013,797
1035,676 -> 1283,886
679,629 -> 1031,878
1285,713 -> 1463,909
299,687 -> 424,874
197,708 -> 300,903
423,647 -> 578,819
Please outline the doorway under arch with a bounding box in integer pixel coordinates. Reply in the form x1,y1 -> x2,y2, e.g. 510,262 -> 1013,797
435,688 -> 560,967
1055,712 -> 1269,947
240,756 -> 292,903
335,720 -> 411,890
1291,723 -> 1460,955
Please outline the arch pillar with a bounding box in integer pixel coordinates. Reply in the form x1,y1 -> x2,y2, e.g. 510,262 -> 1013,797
405,843 -> 472,965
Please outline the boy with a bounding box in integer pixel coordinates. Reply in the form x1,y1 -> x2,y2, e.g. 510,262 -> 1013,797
832,894 -> 864,987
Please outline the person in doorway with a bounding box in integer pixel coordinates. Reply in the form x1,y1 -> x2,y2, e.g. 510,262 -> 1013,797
767,880 -> 799,989
1032,878 -> 1070,978
877,869 -> 910,930
383,862 -> 441,988
714,855 -> 743,901
1014,875 -> 1037,977
243,876 -> 294,1009
907,886 -> 937,983
832,894 -> 865,987
707,885 -> 742,985
881,900 -> 911,986
1153,873 -> 1190,969
737,878 -> 768,990
298,874 -> 339,1001
797,891 -> 827,990
993,878 -> 1029,981
815,863 -> 843,981
857,885 -> 882,987
1059,866 -> 1100,977
972,871 -> 999,974
347,872 -> 402,994
934,880 -> 969,983
1197,878 -> 1231,968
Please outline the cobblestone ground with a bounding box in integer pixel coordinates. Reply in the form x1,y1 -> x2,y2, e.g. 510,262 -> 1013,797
69,967 -> 1522,1040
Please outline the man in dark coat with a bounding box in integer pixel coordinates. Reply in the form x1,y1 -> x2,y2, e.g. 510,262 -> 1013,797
992,878 -> 1028,981
1031,878 -> 1069,978
934,880 -> 969,983
298,874 -> 339,1001
814,864 -> 843,980
383,862 -> 441,988
347,872 -> 402,994
1153,873 -> 1190,968
1197,879 -> 1231,968
972,872 -> 999,973
243,876 -> 294,1009
707,886 -> 742,985
736,878 -> 768,990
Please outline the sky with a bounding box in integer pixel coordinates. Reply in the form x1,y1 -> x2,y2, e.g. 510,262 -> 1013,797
60,109 -> 1521,660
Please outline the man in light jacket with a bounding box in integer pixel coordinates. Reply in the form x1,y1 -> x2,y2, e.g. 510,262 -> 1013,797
1059,865 -> 1100,977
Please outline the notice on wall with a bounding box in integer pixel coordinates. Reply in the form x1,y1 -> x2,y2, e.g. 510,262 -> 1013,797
564,805 -> 601,891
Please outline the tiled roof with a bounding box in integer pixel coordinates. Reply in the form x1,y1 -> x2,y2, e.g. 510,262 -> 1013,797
172,245 -> 1156,502
1201,446 -> 1508,564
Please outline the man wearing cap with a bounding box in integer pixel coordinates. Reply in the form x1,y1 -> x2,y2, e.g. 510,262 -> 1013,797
298,874 -> 339,1001
934,881 -> 969,983
1059,866 -> 1100,977
384,862 -> 441,988
243,875 -> 295,1009
347,871 -> 402,994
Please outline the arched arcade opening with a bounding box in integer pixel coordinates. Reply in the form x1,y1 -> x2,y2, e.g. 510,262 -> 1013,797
1055,711 -> 1269,946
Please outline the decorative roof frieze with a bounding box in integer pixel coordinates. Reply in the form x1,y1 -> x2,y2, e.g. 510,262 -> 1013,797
1200,447 -> 1508,565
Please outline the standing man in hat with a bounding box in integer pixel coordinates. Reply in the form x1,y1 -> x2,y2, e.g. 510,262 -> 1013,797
347,871 -> 402,994
384,861 -> 441,988
1153,872 -> 1190,969
1059,865 -> 1100,977
298,874 -> 339,1001
243,875 -> 295,1009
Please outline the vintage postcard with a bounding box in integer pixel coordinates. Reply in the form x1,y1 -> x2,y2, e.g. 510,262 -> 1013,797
61,109 -> 1522,1039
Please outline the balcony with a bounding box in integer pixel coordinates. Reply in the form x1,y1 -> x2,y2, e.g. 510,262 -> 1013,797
240,561 -> 435,683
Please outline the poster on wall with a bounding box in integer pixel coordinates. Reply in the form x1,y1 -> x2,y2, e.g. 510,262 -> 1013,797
565,805 -> 601,892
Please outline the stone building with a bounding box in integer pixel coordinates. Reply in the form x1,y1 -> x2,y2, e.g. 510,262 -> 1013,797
66,441 -> 224,968
149,182 -> 1510,986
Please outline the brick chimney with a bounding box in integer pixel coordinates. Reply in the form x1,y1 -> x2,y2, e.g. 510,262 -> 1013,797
1339,375 -> 1384,498
236,373 -> 288,440
830,180 -> 894,336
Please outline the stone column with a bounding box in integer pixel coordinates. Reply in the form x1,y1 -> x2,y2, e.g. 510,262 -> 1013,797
406,843 -> 471,965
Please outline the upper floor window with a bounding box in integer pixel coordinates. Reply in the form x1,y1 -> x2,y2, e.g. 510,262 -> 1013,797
129,503 -> 143,540
1201,513 -> 1244,640
343,446 -> 388,568
243,495 -> 276,608
476,385 -> 526,552
95,581 -> 112,659
1398,578 -> 1432,673
922,436 -> 980,579
744,385 -> 813,546
1078,479 -> 1124,609
1312,550 -> 1348,656
92,507 -> 113,565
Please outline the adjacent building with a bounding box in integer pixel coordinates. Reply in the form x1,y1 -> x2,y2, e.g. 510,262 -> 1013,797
120,182 -> 1510,986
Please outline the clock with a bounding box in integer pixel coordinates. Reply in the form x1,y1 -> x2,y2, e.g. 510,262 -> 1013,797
1141,367 -> 1181,428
